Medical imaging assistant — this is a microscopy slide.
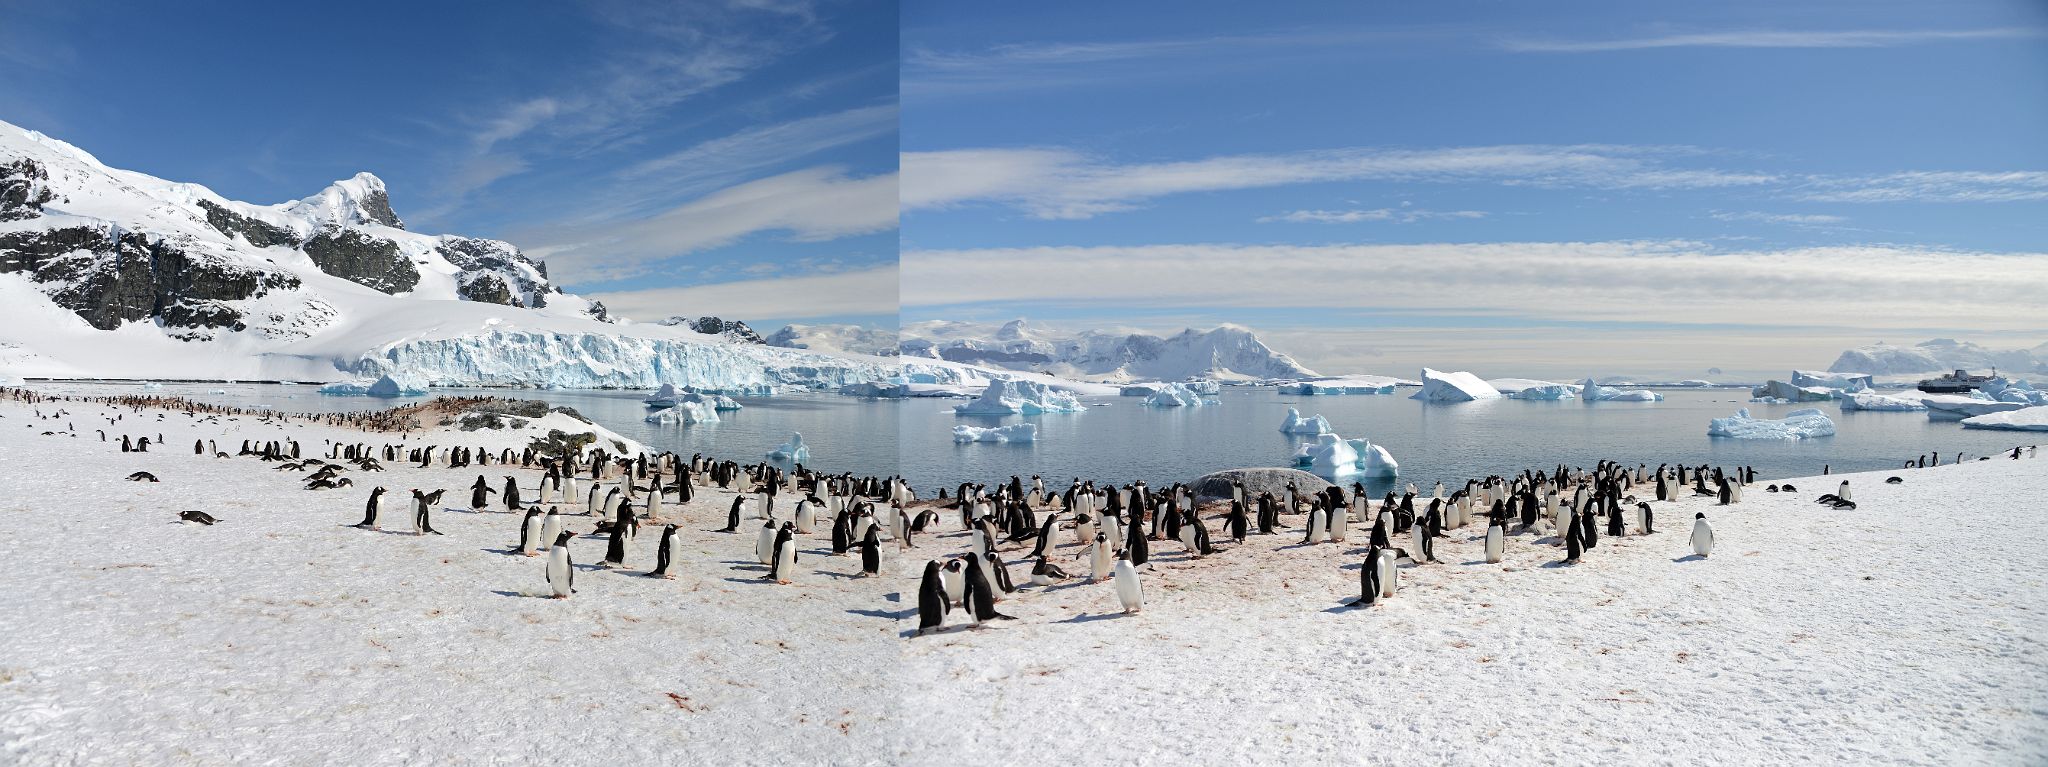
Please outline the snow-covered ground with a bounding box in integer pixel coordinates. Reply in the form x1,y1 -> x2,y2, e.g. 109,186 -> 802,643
2,388 -> 2043,765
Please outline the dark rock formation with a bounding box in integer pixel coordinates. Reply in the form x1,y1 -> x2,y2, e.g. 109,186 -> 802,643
302,227 -> 419,294
196,200 -> 297,248
0,158 -> 56,222
0,225 -> 297,333
1190,468 -> 1334,501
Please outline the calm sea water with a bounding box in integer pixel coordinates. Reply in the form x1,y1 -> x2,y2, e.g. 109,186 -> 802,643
36,383 -> 2032,495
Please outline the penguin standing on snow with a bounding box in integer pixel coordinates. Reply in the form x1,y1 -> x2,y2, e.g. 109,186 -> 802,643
645,524 -> 679,578
518,508 -> 545,556
854,526 -> 882,577
545,530 -> 576,598
755,519 -> 779,565
1563,511 -> 1584,564
1226,500 -> 1248,543
720,496 -> 745,533
767,523 -> 799,584
1351,544 -> 1384,607
603,517 -> 629,568
1636,502 -> 1655,535
355,487 -> 387,530
1088,532 -> 1114,582
411,490 -> 442,536
503,476 -> 522,512
961,552 -> 1014,623
1691,513 -> 1715,558
916,560 -> 951,635
1484,519 -> 1505,564
1112,551 -> 1143,614
540,508 -> 562,552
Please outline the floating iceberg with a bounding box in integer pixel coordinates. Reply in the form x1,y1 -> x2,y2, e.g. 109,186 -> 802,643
839,381 -> 909,398
1791,370 -> 1873,392
1279,407 -> 1332,435
1960,405 -> 2048,432
1839,392 -> 1928,411
1921,394 -> 2030,419
1142,382 -> 1211,407
140,381 -> 163,390
765,432 -> 810,468
1282,375 -> 1404,395
1183,379 -> 1222,395
319,372 -> 428,397
1292,433 -> 1399,479
954,379 -> 1087,415
1751,380 -> 1836,403
1410,368 -> 1502,402
1491,378 -> 1579,400
1579,378 -> 1664,402
644,383 -> 683,407
1708,407 -> 1836,440
1121,380 -> 1222,397
646,401 -> 719,424
1980,378 -> 2048,406
952,424 -> 1038,443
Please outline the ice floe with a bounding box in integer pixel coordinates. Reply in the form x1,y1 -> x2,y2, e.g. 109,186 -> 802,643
1142,382 -> 1211,407
1960,405 -> 2048,432
1838,392 -> 1928,411
1578,378 -> 1664,402
1410,369 -> 1502,402
952,424 -> 1038,443
1707,407 -> 1836,440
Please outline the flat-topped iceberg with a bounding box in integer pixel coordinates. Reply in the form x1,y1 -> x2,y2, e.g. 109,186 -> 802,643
1292,433 -> 1399,479
1491,378 -> 1578,400
765,432 -> 810,468
645,401 -> 718,424
954,379 -> 1087,415
319,372 -> 428,397
1282,375 -> 1404,395
1839,392 -> 1928,411
839,381 -> 909,398
1751,380 -> 1837,402
1921,393 -> 2030,419
1143,382 -> 1211,407
952,423 -> 1038,443
1579,377 -> 1664,402
1791,370 -> 1874,392
1960,405 -> 2048,432
1708,407 -> 1836,440
1410,368 -> 1502,402
1279,407 -> 1332,435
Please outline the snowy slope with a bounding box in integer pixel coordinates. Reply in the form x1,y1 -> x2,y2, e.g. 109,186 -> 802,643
1827,338 -> 2045,376
764,323 -> 901,357
0,120 -> 898,389
899,319 -> 1316,382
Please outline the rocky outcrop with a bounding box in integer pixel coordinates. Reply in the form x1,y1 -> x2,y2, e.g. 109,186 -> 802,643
1,158 -> 56,221
302,227 -> 419,294
1190,467 -> 1334,500
662,316 -> 765,344
195,200 -> 296,248
0,225 -> 298,334
435,237 -> 551,308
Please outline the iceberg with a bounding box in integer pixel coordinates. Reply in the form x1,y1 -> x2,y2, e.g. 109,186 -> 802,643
1708,407 -> 1836,440
839,381 -> 909,398
1281,375 -> 1404,395
140,381 -> 163,390
765,432 -> 810,468
1491,378 -> 1579,400
1920,394 -> 2031,419
646,401 -> 718,424
1839,392 -> 1928,411
1183,379 -> 1222,395
319,371 -> 428,397
1142,382 -> 1211,407
1578,378 -> 1664,402
954,379 -> 1087,415
1410,368 -> 1502,402
1791,370 -> 1874,392
644,383 -> 682,407
1278,407 -> 1332,435
1292,433 -> 1399,479
1960,405 -> 2048,432
1751,380 -> 1836,402
1980,378 -> 2048,406
952,423 -> 1038,443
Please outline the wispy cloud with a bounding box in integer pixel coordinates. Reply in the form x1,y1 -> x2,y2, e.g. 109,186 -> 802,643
903,241 -> 2048,334
1503,27 -> 2046,53
903,145 -> 1776,219
905,28 -> 1418,96
615,103 -> 897,194
590,263 -> 898,323
518,166 -> 897,284
1709,210 -> 1847,226
1798,171 -> 2048,203
1260,207 -> 1487,224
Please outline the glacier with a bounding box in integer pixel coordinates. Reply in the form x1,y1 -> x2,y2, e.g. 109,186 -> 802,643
954,379 -> 1087,415
838,381 -> 909,398
952,424 -> 1038,443
1410,369 -> 1502,402
346,329 -> 896,392
1279,407 -> 1332,435
1142,382 -> 1211,408
1292,433 -> 1400,479
1708,408 -> 1836,440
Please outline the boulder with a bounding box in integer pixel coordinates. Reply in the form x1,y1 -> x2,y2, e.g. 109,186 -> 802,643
1191,467 -> 1334,500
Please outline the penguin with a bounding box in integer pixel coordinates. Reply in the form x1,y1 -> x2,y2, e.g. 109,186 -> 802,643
1690,512 -> 1714,558
354,487 -> 386,530
1375,546 -> 1399,599
177,510 -> 218,525
1029,555 -> 1068,586
1837,480 -> 1851,502
767,523 -> 799,584
1303,505 -> 1328,545
941,558 -> 967,607
545,530 -> 576,597
1409,512 -> 1433,564
1350,545 -> 1382,607
916,560 -> 951,635
855,527 -> 882,577
1636,502 -> 1654,535
470,476 -> 495,510
518,508 -> 544,556
1112,552 -> 1143,614
411,490 -> 442,536
1885,476 -> 1904,484
126,472 -> 159,483
1484,520 -> 1505,564
1089,532 -> 1114,582
961,553 -> 1014,623
755,519 -> 778,565
1563,511 -> 1584,564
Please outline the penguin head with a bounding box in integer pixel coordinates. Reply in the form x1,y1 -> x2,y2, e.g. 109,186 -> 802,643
1695,512 -> 1707,519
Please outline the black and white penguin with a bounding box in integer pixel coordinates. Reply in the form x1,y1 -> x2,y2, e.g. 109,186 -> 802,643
603,518 -> 628,568
518,508 -> 545,556
1691,512 -> 1714,558
470,476 -> 494,510
355,487 -> 387,530
916,560 -> 951,635
1029,555 -> 1068,586
644,524 -> 679,579
543,529 -> 578,598
855,526 -> 882,577
961,552 -> 1014,623
1484,519 -> 1505,564
755,519 -> 779,565
767,523 -> 799,584
1089,532 -> 1114,582
411,490 -> 442,536
177,510 -> 218,525
1351,544 -> 1383,608
1112,551 -> 1143,614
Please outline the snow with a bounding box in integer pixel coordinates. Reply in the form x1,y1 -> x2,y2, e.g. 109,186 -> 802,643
1410,368 -> 1502,402
952,379 -> 1087,415
1491,378 -> 1578,400
317,372 -> 427,397
764,432 -> 809,468
1839,392 -> 1928,412
951,424 -> 1038,443
1827,338 -> 2045,377
1140,382 -> 1210,407
1921,394 -> 2032,419
1578,377 -> 1664,402
1960,405 -> 2048,432
1292,433 -> 1400,479
1278,407 -> 1332,435
1708,407 -> 1837,440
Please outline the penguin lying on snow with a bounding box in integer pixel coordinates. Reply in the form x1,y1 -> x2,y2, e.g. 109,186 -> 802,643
126,472 -> 159,482
1765,484 -> 1780,493
1885,476 -> 1904,484
177,510 -> 218,525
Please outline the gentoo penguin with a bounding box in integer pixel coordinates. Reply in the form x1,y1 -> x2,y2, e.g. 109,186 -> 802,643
1885,476 -> 1904,484
755,519 -> 778,565
355,487 -> 387,530
1375,547 -> 1399,599
412,490 -> 442,536
1837,480 -> 1852,502
1636,502 -> 1654,535
603,517 -> 628,568
961,553 -> 1014,623
1089,532 -> 1114,582
177,510 -> 218,525
1351,544 -> 1383,607
916,560 -> 951,635
546,530 -> 576,598
126,472 -> 159,482
643,524 -> 678,579
1409,512 -> 1432,564
1029,555 -> 1068,586
470,476 -> 494,510
1329,499 -> 1349,542
767,523 -> 799,584
794,497 -> 816,534
1563,511 -> 1584,564
941,559 -> 967,607
1303,505 -> 1328,545
854,526 -> 882,577
538,507 -> 564,552
1112,552 -> 1143,614
1484,520 -> 1505,564
517,508 -> 545,556
1691,512 -> 1715,558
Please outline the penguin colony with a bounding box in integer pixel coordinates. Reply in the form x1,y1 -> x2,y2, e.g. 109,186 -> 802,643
12,385 -> 2040,633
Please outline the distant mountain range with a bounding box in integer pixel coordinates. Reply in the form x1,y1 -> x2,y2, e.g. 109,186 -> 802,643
896,319 -> 1318,381
1827,339 -> 2048,377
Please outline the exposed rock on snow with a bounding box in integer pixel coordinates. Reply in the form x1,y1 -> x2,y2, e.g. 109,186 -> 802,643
952,424 -> 1037,443
953,379 -> 1086,415
1839,392 -> 1928,411
1708,407 -> 1836,440
1141,382 -> 1210,407
1410,368 -> 1502,402
1960,405 -> 2048,432
657,316 -> 765,345
1278,407 -> 1332,435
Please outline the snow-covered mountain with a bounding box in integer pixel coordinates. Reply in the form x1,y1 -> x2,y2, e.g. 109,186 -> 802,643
1827,339 -> 2047,377
764,323 -> 900,357
899,319 -> 1317,381
0,120 -> 893,389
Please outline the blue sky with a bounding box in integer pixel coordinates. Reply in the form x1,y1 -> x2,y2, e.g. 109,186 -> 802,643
0,0 -> 899,331
901,0 -> 2048,378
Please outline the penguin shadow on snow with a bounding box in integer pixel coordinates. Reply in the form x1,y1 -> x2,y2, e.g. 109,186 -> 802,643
490,589 -> 560,599
1672,554 -> 1706,563
1055,611 -> 1129,624
847,607 -> 916,620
